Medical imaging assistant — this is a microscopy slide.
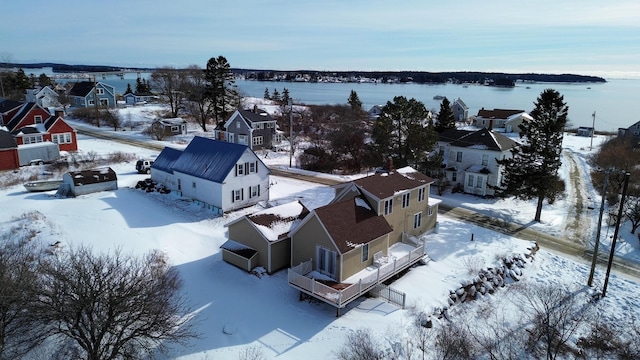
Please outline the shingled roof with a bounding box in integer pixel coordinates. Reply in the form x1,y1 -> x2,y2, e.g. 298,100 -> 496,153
246,201 -> 310,241
476,108 -> 524,119
448,127 -> 518,151
353,167 -> 433,200
68,81 -> 96,97
238,109 -> 276,124
66,167 -> 117,186
313,196 -> 392,254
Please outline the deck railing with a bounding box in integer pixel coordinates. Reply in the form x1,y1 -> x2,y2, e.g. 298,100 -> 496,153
288,244 -> 425,308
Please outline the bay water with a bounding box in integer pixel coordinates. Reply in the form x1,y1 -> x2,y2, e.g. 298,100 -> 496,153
34,67 -> 638,132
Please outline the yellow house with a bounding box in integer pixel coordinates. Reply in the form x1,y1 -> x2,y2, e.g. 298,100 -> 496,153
288,166 -> 439,313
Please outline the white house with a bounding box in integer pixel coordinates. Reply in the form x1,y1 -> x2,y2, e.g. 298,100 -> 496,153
151,136 -> 270,214
437,128 -> 518,196
25,86 -> 60,108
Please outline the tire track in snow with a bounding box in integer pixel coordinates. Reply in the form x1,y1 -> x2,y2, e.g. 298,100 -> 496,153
563,150 -> 591,246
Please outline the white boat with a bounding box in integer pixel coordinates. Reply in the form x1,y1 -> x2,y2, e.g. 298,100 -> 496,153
24,179 -> 63,192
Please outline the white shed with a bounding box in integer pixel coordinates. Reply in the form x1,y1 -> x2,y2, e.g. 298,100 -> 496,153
61,167 -> 118,196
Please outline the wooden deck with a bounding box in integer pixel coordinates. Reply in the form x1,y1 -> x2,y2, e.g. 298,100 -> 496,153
288,244 -> 425,313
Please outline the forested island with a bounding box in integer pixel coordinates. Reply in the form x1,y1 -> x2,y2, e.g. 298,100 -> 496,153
1,62 -> 607,85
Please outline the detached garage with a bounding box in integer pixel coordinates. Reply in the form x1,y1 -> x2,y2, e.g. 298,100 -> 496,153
61,167 -> 118,196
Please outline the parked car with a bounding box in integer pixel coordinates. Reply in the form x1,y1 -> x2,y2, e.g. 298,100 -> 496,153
136,159 -> 154,174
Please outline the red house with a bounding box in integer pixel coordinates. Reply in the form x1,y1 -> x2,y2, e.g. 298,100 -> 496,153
2,102 -> 78,152
0,129 -> 19,171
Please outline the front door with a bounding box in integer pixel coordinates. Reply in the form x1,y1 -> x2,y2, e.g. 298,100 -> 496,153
316,246 -> 337,279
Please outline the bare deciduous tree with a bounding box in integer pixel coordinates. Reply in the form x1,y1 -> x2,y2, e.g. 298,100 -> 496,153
334,328 -> 386,360
517,284 -> 590,360
35,246 -> 198,360
0,239 -> 46,359
150,67 -> 188,118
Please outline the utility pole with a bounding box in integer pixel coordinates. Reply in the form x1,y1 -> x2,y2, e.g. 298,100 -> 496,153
92,75 -> 100,127
602,172 -> 631,297
288,99 -> 293,168
590,111 -> 596,151
587,169 -> 609,286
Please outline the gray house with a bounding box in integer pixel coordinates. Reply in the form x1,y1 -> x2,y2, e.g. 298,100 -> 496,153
61,167 -> 118,196
216,108 -> 280,150
450,98 -> 469,123
68,81 -> 116,108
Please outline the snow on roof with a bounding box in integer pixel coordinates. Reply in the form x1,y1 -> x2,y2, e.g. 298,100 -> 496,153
247,201 -> 309,241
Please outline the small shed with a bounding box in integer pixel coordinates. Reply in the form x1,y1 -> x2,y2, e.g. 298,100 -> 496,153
151,118 -> 187,137
0,130 -> 19,171
222,201 -> 309,274
61,167 -> 118,196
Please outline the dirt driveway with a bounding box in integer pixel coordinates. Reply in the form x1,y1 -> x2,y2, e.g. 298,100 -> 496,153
562,149 -> 594,247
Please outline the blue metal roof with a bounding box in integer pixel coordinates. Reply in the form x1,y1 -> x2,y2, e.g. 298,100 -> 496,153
170,136 -> 248,183
151,147 -> 183,173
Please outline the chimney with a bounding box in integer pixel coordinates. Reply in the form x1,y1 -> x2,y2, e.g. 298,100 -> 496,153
54,109 -> 64,118
253,104 -> 258,113
387,157 -> 394,172
488,119 -> 494,131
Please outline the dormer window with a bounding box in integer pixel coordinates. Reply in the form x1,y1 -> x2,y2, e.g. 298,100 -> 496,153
34,115 -> 42,124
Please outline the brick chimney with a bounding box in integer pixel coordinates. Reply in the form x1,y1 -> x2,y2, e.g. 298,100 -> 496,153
54,109 -> 64,118
387,157 -> 394,172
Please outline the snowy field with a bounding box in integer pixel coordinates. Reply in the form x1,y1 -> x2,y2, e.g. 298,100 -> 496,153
1,104 -> 639,358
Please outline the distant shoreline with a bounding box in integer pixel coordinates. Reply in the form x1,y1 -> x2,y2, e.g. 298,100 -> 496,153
0,62 -> 606,84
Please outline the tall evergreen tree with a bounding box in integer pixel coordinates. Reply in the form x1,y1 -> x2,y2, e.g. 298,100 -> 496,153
203,55 -> 236,124
272,89 -> 281,103
263,87 -> 270,100
348,90 -> 362,111
371,96 -> 437,168
435,97 -> 456,132
281,88 -> 291,105
495,89 -> 569,222
124,83 -> 133,95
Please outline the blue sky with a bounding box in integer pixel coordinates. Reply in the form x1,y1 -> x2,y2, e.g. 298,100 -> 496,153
2,0 -> 639,77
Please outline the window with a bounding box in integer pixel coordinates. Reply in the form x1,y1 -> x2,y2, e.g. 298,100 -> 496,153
236,163 -> 244,176
467,175 -> 474,187
317,246 -> 336,278
52,133 -> 72,144
249,185 -> 260,198
449,150 -> 455,161
428,206 -> 434,216
171,125 -> 180,133
456,151 -> 463,162
34,115 -> 43,124
361,244 -> 369,262
23,135 -> 43,144
233,189 -> 243,202
418,187 -> 425,202
413,212 -> 422,229
249,161 -> 257,173
100,99 -> 108,107
96,88 -> 104,95
252,136 -> 263,146
238,135 -> 248,145
236,121 -> 240,129
88,100 -> 95,106
402,193 -> 410,208
384,199 -> 393,215
452,171 -> 457,182
476,176 -> 484,189
482,154 -> 489,166
192,182 -> 196,189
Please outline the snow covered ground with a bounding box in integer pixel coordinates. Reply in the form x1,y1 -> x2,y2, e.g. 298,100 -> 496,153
2,104 -> 639,359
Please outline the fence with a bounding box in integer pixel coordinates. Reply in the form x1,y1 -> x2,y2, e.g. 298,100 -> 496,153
370,284 -> 406,309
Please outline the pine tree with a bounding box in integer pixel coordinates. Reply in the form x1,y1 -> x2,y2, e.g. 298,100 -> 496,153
272,89 -> 281,103
264,87 -> 270,100
203,55 -> 236,124
435,97 -> 456,132
124,83 -> 133,95
348,90 -> 362,111
281,88 -> 290,105
495,89 -> 568,222
371,96 -> 437,168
